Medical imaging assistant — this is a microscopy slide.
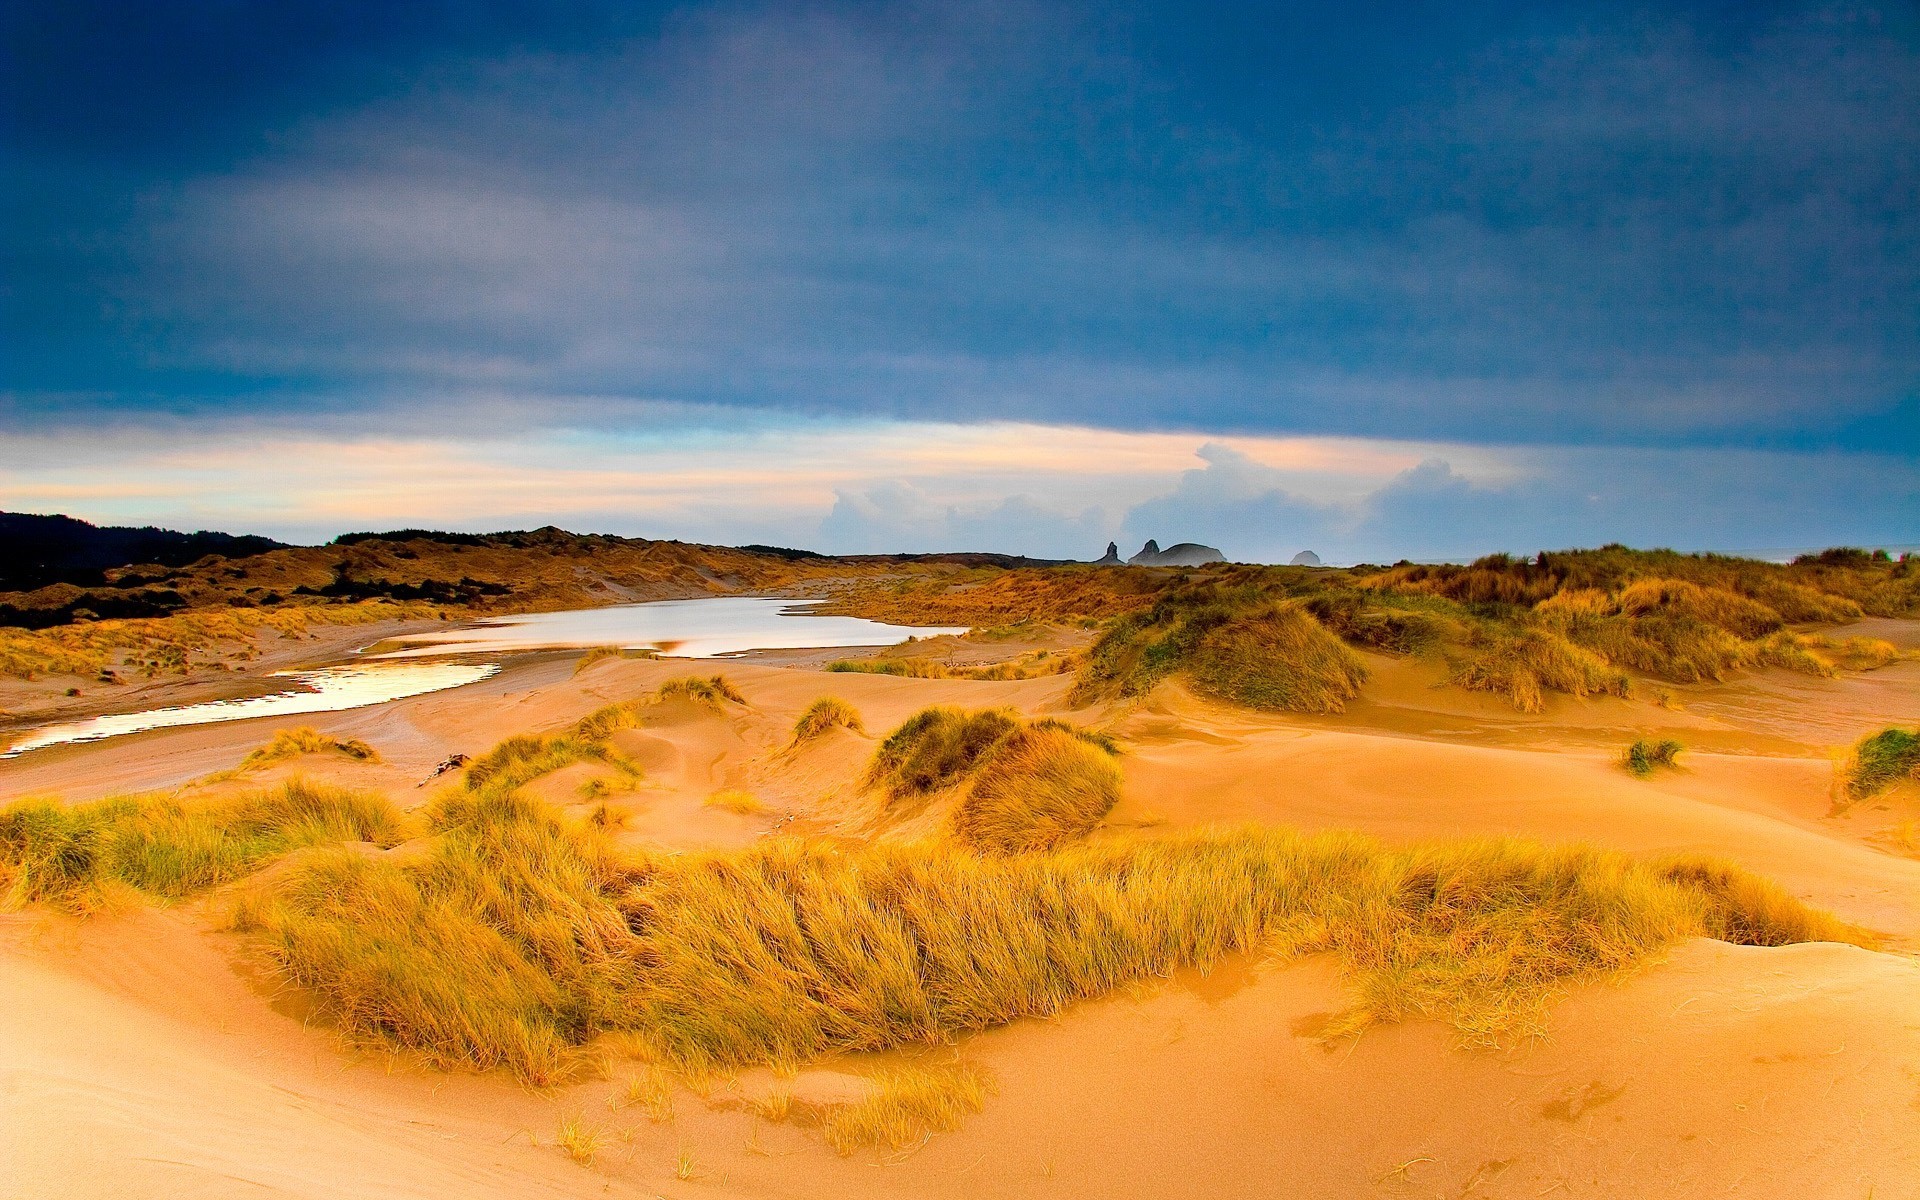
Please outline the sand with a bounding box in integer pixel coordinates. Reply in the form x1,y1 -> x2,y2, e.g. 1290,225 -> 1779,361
3,630 -> 1918,1198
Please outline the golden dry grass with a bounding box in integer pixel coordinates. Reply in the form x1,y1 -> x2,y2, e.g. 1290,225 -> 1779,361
0,600 -> 442,680
791,696 -> 865,742
218,782 -> 1863,1082
951,722 -> 1123,854
554,1114 -> 604,1165
1074,586 -> 1368,713
233,726 -> 379,772
0,780 -> 406,912
820,1061 -> 995,1154
705,789 -> 763,815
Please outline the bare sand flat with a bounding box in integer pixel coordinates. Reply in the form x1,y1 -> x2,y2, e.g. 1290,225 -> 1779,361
3,635 -> 1918,1199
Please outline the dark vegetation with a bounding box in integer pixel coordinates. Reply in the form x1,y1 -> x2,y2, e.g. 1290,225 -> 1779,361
1070,547 -> 1917,713
1624,738 -> 1684,777
0,511 -> 289,592
1846,727 -> 1920,799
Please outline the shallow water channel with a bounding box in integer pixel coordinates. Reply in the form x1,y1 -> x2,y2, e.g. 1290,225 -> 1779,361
3,597 -> 964,758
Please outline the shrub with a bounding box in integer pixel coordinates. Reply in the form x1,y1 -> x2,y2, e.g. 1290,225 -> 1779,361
1623,738 -> 1683,777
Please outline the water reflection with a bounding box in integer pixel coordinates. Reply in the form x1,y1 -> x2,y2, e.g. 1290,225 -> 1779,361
2,662 -> 500,758
376,596 -> 968,659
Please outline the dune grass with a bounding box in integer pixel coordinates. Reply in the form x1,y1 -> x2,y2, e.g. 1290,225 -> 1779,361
864,706 -> 1023,800
224,784 -> 1864,1082
826,654 -> 1071,681
791,696 -> 865,742
461,733 -> 640,799
234,726 -> 379,772
1846,727 -> 1920,799
572,646 -> 658,675
659,674 -> 746,707
1623,738 -> 1684,777
615,1067 -> 675,1122
951,721 -> 1123,854
554,1114 -> 604,1165
1074,586 -> 1368,713
0,600 -> 442,681
0,780 -> 406,912
820,1061 -> 995,1154
705,789 -> 763,815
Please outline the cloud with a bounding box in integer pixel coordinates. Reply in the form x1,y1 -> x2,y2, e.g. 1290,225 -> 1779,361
3,418 -> 1911,562
5,2 -> 1915,452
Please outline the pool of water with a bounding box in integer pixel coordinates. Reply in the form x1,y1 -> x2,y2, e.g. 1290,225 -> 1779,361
1,598 -> 968,758
374,596 -> 969,659
1,662 -> 501,758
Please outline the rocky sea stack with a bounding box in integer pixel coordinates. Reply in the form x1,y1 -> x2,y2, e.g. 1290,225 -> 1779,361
1125,539 -> 1225,567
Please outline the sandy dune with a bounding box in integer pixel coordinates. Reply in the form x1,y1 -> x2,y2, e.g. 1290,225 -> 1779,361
3,633 -> 1917,1198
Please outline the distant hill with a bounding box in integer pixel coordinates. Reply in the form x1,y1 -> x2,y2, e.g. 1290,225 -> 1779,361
0,512 -> 293,592
1126,539 -> 1226,567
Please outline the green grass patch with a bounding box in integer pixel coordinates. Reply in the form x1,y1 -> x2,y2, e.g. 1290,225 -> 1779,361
1847,727 -> 1920,799
0,780 -> 406,911
1623,738 -> 1684,777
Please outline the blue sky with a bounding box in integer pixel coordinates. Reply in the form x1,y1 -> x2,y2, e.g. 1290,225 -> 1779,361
3,1 -> 1915,560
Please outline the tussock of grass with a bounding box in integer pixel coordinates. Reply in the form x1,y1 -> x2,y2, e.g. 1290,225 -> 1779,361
1074,587 -> 1367,713
820,1061 -> 994,1154
658,674 -> 746,708
827,654 -> 1071,681
705,790 -> 763,815
0,780 -> 406,911
865,707 -> 1023,799
235,726 -> 379,772
1846,727 -> 1920,799
572,646 -> 657,675
231,796 -> 1865,1080
952,722 -> 1122,854
791,696 -> 865,742
615,1067 -> 675,1122
1623,738 -> 1683,777
828,657 -> 951,678
554,1115 -> 603,1165
460,734 -> 638,799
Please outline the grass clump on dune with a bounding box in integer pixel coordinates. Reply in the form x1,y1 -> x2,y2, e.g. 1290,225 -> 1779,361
231,787 -> 1864,1081
1073,585 -> 1368,713
791,696 -> 865,742
951,721 -> 1123,854
864,706 -> 1023,799
864,706 -> 1123,850
658,674 -> 746,708
704,789 -> 763,815
0,780 -> 405,911
1623,738 -> 1683,777
1846,727 -> 1920,799
820,1061 -> 994,1154
462,733 -> 639,798
234,726 -> 379,771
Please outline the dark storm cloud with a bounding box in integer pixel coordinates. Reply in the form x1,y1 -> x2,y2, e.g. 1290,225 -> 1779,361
3,1 -> 1916,554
